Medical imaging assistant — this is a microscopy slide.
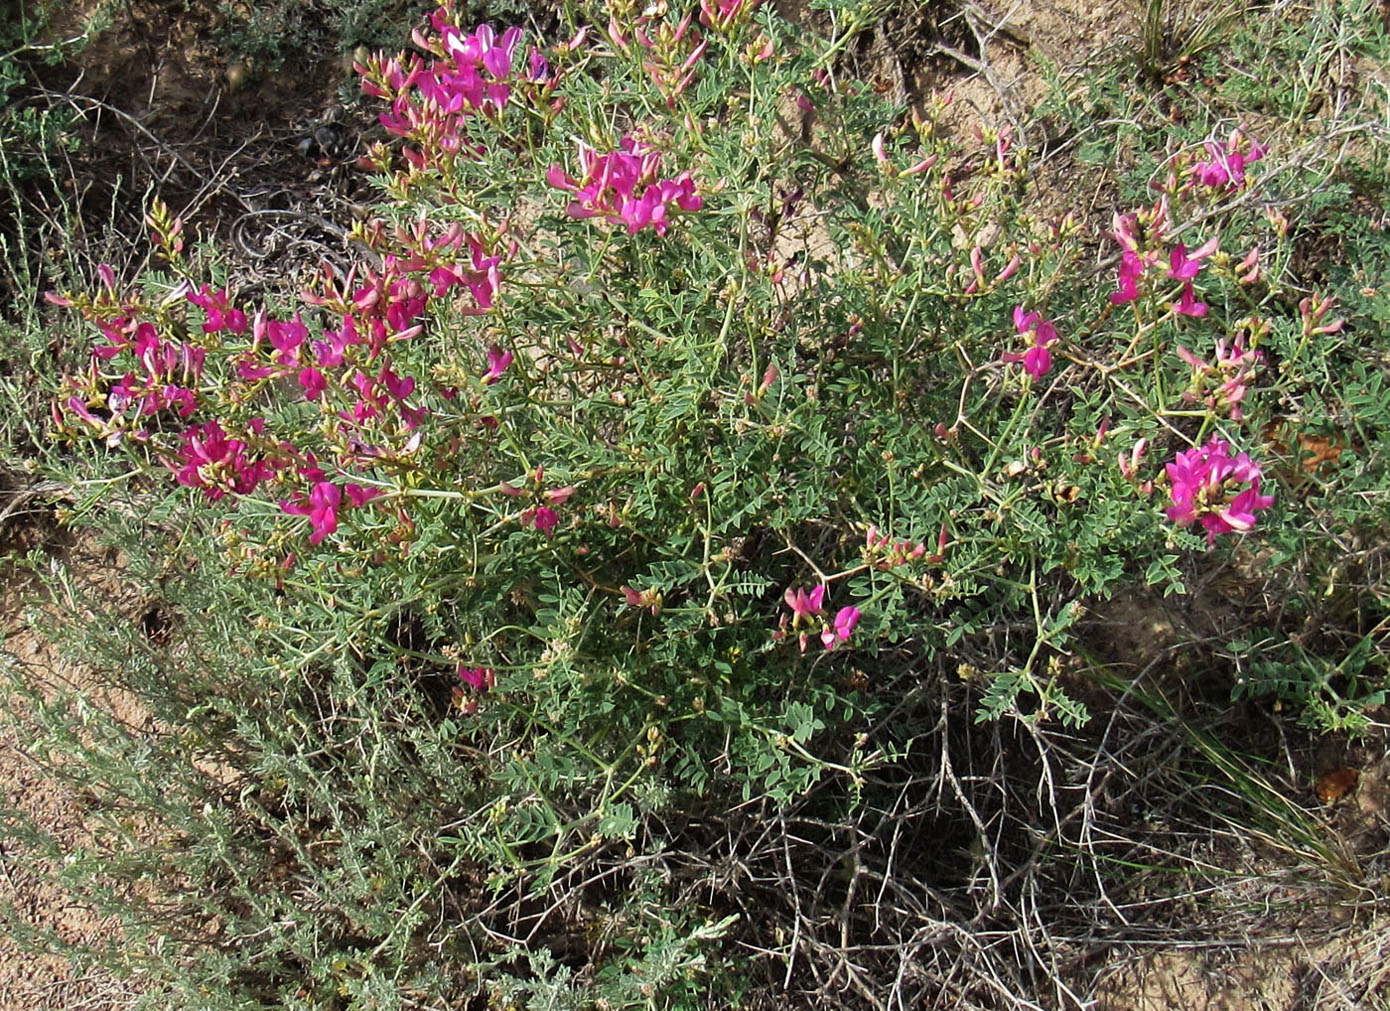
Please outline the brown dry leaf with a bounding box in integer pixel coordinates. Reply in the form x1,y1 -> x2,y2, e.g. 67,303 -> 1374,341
1315,768 -> 1360,805
1261,422 -> 1352,482
1295,433 -> 1347,474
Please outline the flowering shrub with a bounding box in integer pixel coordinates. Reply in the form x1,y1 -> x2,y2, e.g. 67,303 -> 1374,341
50,3 -> 1310,741
32,0 -> 1390,1004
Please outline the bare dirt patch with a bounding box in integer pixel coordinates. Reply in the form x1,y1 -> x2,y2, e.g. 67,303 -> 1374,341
21,0 -> 376,303
1,536 -> 147,1010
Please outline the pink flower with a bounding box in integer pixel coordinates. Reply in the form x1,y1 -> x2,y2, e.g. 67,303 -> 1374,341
783,584 -> 826,624
282,480 -> 344,544
532,505 -> 559,537
1022,344 -> 1052,379
700,0 -> 757,30
171,420 -> 272,500
782,584 -> 859,653
455,664 -> 496,714
1191,129 -> 1265,190
298,367 -> 328,399
1118,438 -> 1149,480
1107,199 -> 1174,304
865,525 -> 927,568
457,665 -> 495,691
1167,240 -> 1217,317
1176,330 -> 1262,420
1173,283 -> 1208,318
1168,243 -> 1201,282
1110,250 -> 1145,305
186,285 -> 248,335
344,483 -> 381,507
821,605 -> 861,649
548,137 -> 702,237
621,584 -> 663,615
1165,437 -> 1275,545
482,345 -> 512,383
1300,292 -> 1346,337
1004,305 -> 1059,379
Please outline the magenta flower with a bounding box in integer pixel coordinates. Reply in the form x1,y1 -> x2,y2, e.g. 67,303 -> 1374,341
1107,199 -> 1174,305
1004,306 -> 1060,380
700,0 -> 758,30
457,664 -> 496,691
1176,331 -> 1262,420
482,345 -> 513,383
171,420 -> 272,500
1191,129 -> 1265,190
1167,240 -> 1218,318
821,605 -> 861,649
298,366 -> 328,400
1168,242 -> 1202,281
282,480 -> 344,545
186,285 -> 248,335
454,663 -> 496,714
428,237 -> 502,314
1109,250 -> 1145,305
621,584 -> 664,615
532,505 -> 559,537
369,22 -> 523,141
780,585 -> 864,653
1173,283 -> 1208,318
783,584 -> 826,624
1165,437 -> 1275,545
865,524 -> 927,568
547,137 -> 702,237
504,468 -> 573,537
344,483 -> 381,507
780,584 -> 825,652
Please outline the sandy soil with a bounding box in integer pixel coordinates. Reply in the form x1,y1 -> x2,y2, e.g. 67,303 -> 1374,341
1,543 -> 142,1009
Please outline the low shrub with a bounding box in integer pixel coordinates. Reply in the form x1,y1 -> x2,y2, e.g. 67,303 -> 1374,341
7,0 -> 1389,1005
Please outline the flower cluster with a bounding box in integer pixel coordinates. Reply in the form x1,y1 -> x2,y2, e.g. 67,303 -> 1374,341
778,584 -> 861,652
187,284 -> 249,335
51,275 -> 212,443
699,0 -> 758,31
620,584 -> 664,615
607,5 -> 710,106
55,206 -> 508,551
1299,291 -> 1346,338
1165,241 -> 1216,317
1176,322 -> 1264,420
1109,197 -> 1217,317
1003,305 -> 1059,379
1190,128 -> 1266,191
358,17 -> 533,172
864,525 -> 926,567
172,419 -> 275,500
1166,437 -> 1275,545
870,132 -> 939,180
1108,199 -> 1168,306
547,137 -> 702,236
453,664 -> 496,715
864,523 -> 948,569
499,466 -> 576,538
1117,438 -> 1152,495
